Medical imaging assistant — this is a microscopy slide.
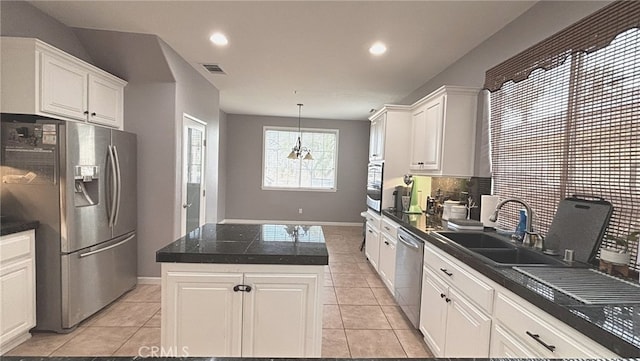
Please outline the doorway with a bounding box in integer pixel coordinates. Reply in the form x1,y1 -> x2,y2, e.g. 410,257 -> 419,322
181,114 -> 206,234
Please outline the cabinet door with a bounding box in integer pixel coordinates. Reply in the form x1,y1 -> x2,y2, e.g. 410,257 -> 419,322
369,115 -> 385,161
490,323 -> 540,358
0,258 -> 35,347
40,53 -> 88,121
378,232 -> 396,292
444,287 -> 491,357
419,267 -> 448,356
88,73 -> 124,128
242,273 -> 319,357
163,272 -> 243,356
364,224 -> 380,270
410,96 -> 444,171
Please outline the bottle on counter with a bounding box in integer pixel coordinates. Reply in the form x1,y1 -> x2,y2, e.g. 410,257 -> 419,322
515,209 -> 527,241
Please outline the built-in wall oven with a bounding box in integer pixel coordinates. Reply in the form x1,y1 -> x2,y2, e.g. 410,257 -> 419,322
395,227 -> 424,329
366,161 -> 383,213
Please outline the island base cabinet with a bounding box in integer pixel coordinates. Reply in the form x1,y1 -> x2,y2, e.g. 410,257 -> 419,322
161,263 -> 323,357
163,272 -> 243,357
242,274 -> 319,357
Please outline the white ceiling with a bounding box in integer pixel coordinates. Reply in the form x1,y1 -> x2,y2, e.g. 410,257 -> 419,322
29,1 -> 536,120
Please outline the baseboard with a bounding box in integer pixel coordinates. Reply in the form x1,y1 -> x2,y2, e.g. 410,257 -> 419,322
137,276 -> 161,285
221,219 -> 363,227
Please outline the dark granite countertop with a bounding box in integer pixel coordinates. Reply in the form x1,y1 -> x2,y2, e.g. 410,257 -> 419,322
0,218 -> 39,236
156,223 -> 328,266
382,208 -> 640,357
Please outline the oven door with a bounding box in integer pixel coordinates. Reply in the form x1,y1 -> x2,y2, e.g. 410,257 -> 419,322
366,162 -> 383,212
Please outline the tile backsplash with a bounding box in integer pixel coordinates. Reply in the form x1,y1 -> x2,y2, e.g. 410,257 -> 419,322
413,176 -> 491,221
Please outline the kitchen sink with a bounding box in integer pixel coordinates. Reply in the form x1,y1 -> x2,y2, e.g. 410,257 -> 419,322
433,231 -> 570,267
436,231 -> 514,249
470,247 -> 568,267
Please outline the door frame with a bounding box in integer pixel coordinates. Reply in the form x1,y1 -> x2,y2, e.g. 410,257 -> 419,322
181,113 -> 207,235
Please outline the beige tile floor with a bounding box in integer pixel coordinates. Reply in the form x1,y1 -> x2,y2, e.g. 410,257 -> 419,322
6,225 -> 433,358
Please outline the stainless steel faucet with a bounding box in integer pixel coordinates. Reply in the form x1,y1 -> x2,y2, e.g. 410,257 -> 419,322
489,198 -> 534,246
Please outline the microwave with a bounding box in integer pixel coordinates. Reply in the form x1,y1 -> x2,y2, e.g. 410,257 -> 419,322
366,161 -> 383,213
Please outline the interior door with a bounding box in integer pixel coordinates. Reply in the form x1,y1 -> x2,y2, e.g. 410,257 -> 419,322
181,115 -> 206,234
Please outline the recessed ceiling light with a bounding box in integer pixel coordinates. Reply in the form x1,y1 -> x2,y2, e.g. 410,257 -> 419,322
209,32 -> 229,46
369,42 -> 387,55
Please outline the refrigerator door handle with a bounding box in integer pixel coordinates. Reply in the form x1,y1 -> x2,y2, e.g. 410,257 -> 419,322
107,145 -> 118,227
78,233 -> 135,258
112,145 -> 122,226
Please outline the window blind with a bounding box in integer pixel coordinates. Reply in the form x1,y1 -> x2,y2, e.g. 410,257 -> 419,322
487,1 -> 640,271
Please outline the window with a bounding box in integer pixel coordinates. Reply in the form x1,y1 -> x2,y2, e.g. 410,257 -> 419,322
486,1 -> 640,271
262,127 -> 338,190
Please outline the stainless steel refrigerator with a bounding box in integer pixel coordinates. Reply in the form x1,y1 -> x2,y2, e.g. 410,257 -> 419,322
0,114 -> 137,332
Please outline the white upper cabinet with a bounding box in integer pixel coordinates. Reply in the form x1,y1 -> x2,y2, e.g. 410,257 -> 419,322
369,113 -> 386,161
87,73 -> 125,128
409,86 -> 480,176
1,37 -> 126,129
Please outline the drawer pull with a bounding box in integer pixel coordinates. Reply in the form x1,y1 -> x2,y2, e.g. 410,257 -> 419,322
440,268 -> 453,276
384,241 -> 390,245
526,331 -> 556,352
233,285 -> 252,292
368,229 -> 373,233
384,226 -> 390,230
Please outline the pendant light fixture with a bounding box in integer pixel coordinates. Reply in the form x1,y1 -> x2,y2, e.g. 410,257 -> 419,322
287,103 -> 313,160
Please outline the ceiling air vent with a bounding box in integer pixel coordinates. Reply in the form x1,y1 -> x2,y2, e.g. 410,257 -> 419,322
202,64 -> 225,74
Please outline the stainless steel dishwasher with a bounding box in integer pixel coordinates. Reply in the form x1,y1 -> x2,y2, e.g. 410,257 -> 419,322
394,227 -> 424,329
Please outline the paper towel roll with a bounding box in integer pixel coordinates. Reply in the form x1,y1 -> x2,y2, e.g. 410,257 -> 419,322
481,195 -> 500,228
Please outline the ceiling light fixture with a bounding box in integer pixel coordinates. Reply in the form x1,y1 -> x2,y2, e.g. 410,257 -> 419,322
369,42 -> 387,55
209,32 -> 229,46
287,104 -> 313,160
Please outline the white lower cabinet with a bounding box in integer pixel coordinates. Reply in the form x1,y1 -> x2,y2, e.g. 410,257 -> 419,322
378,232 -> 396,292
418,236 -> 620,358
490,323 -> 540,358
378,217 -> 399,293
491,291 -> 619,358
419,267 -> 448,355
162,263 -> 323,357
0,230 -> 36,354
364,223 -> 380,271
419,267 -> 490,357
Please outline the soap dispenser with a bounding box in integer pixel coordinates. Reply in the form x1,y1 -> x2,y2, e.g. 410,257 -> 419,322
515,209 -> 527,241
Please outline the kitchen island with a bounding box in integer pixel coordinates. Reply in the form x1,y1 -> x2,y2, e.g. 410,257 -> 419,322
156,223 -> 328,358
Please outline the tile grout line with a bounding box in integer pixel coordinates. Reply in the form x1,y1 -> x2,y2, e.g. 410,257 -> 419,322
44,326 -> 88,357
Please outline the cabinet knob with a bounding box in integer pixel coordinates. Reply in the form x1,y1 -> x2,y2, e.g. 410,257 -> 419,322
91,112 -> 97,116
445,297 -> 451,303
83,110 -> 89,115
440,293 -> 446,298
384,241 -> 390,245
233,284 -> 252,292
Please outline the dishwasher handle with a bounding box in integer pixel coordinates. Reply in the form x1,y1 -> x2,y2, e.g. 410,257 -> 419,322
397,231 -> 422,250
